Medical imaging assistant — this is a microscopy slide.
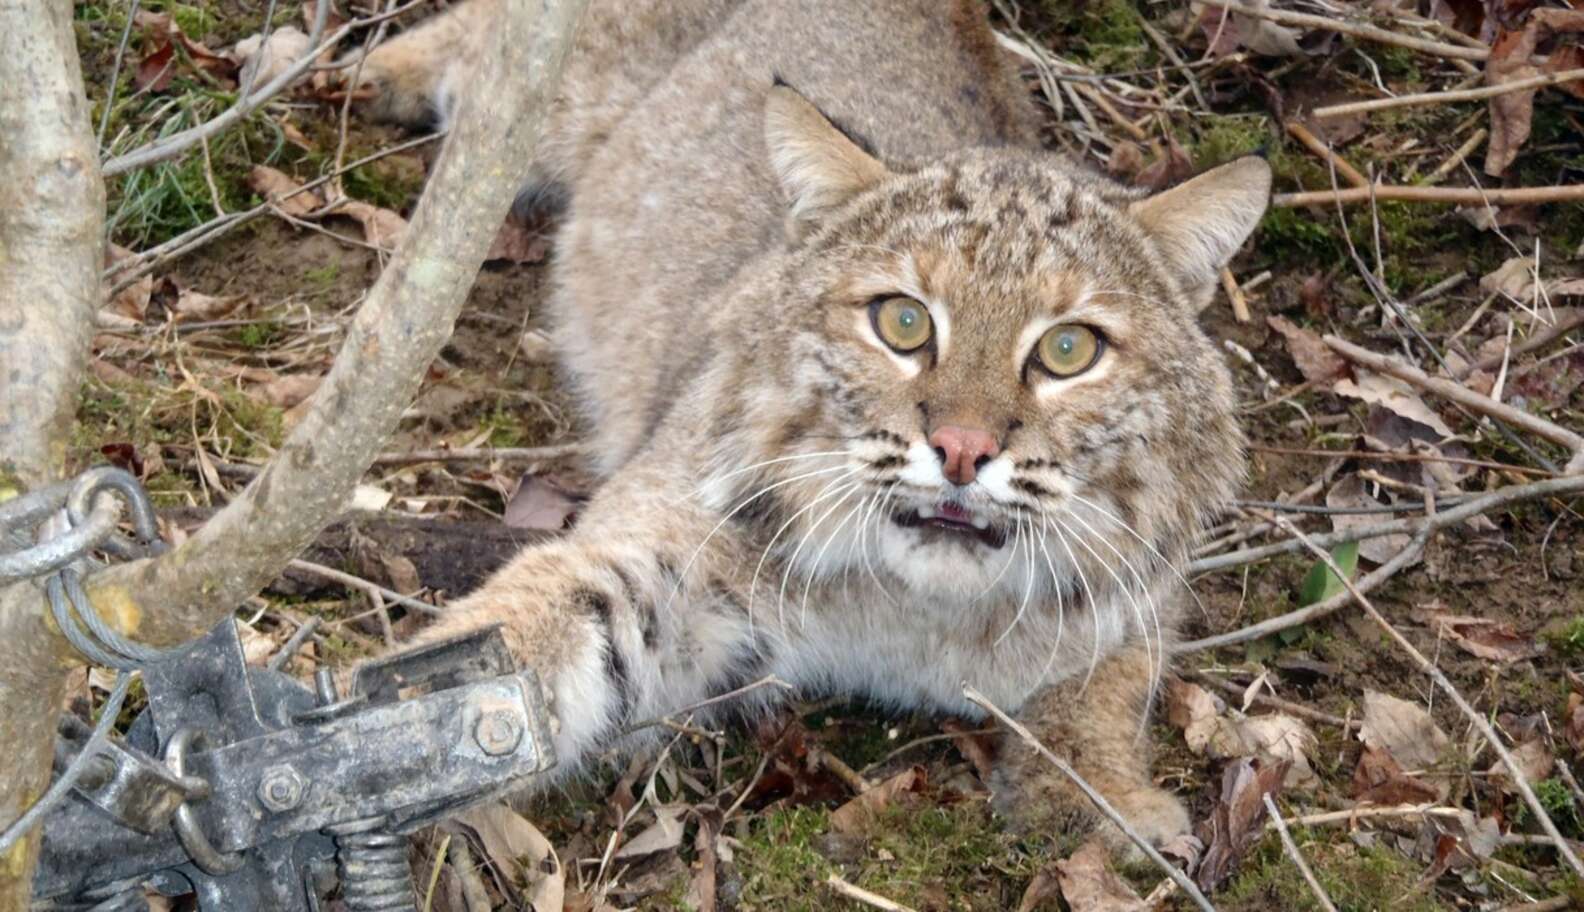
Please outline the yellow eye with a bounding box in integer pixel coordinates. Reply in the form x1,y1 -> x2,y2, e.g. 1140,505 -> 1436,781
871,297 -> 933,353
1036,324 -> 1102,377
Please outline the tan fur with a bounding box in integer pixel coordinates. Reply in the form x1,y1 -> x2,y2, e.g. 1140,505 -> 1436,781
357,0 -> 1269,853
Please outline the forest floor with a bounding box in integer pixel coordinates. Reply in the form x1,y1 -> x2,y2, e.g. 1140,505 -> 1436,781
60,0 -> 1584,909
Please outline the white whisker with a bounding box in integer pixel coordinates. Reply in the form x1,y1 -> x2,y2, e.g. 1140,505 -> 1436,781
748,469 -> 861,632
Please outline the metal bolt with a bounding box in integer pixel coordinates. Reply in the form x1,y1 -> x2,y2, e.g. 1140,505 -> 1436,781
257,766 -> 306,813
474,709 -> 523,756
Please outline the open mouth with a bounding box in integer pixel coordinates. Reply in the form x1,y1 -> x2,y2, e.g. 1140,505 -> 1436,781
894,501 -> 1009,548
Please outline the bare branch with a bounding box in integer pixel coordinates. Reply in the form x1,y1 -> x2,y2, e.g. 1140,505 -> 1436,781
0,0 -> 108,899
1314,68 -> 1584,119
1324,335 -> 1584,474
1275,184 -> 1584,207
1196,0 -> 1489,61
1263,794 -> 1338,912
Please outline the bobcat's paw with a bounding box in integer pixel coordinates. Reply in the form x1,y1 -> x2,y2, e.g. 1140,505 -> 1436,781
987,765 -> 1189,860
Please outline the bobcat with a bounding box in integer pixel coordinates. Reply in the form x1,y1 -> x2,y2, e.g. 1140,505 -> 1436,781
356,0 -> 1270,853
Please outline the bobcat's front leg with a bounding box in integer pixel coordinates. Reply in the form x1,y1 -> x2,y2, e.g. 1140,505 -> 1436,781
989,643 -> 1188,856
412,475 -> 762,777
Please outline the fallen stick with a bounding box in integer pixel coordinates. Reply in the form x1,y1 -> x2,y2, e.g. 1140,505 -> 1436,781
1324,334 -> 1584,473
1284,121 -> 1369,189
1275,184 -> 1584,207
1277,804 -> 1465,829
1270,516 -> 1584,880
1197,0 -> 1488,61
962,684 -> 1216,912
1466,308 -> 1584,375
1221,268 -> 1251,323
1314,68 -> 1584,119
1180,670 -> 1357,729
287,558 -> 440,615
1263,794 -> 1339,912
824,875 -> 918,912
372,443 -> 587,467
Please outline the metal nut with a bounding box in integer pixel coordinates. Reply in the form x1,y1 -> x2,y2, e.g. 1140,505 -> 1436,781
474,709 -> 523,756
257,766 -> 306,813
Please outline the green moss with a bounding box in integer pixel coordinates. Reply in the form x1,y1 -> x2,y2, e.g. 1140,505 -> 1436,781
234,320 -> 287,350
1515,779 -> 1583,839
1546,616 -> 1584,658
342,159 -> 427,211
737,801 -> 1044,912
1221,829 -> 1452,911
1033,0 -> 1153,71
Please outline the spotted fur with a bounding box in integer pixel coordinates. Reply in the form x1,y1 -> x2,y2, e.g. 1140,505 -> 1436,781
362,0 -> 1270,854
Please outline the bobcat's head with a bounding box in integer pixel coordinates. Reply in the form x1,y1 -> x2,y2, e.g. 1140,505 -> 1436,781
707,86 -> 1265,650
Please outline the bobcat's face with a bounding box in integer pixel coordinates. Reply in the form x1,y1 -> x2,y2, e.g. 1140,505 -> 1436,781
758,152 -> 1245,611
699,88 -> 1265,639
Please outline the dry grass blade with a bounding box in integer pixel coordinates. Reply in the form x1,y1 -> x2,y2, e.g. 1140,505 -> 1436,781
1267,515 -> 1584,880
962,684 -> 1217,912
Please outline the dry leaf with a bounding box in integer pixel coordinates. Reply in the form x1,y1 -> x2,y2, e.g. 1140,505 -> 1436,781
339,199 -> 408,249
1133,134 -> 1194,191
1327,475 -> 1411,564
381,554 -> 422,595
248,165 -> 322,218
231,26 -> 311,88
1197,0 -> 1305,57
1268,315 -> 1345,384
1016,864 -> 1063,912
1487,738 -> 1554,794
684,808 -> 721,912
256,373 -> 322,408
504,475 -> 581,530
1334,370 -> 1454,438
1053,840 -> 1146,912
103,244 -> 152,321
350,484 -> 393,512
1485,10 -> 1584,174
1352,745 -> 1442,804
1167,680 -> 1317,787
132,10 -> 237,91
1359,690 -> 1450,772
1196,757 -> 1288,892
615,804 -> 687,859
1417,605 -> 1545,663
168,284 -> 246,322
831,766 -> 924,834
455,803 -> 564,912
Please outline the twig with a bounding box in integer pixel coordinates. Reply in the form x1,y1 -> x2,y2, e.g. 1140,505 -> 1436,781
1276,184 -> 1584,207
372,443 -> 587,467
1466,308 -> 1584,375
1315,68 -> 1584,119
813,746 -> 873,794
1221,268 -> 1252,323
1278,804 -> 1465,828
102,0 -> 335,176
1180,670 -> 1357,729
618,674 -> 792,737
1180,525 -> 1430,652
1324,334 -> 1584,473
1426,128 -> 1488,186
1197,0 -> 1488,61
1190,474 -> 1584,579
1284,121 -> 1369,189
1263,794 -> 1339,912
1246,444 -> 1551,477
266,614 -> 321,671
287,558 -> 440,616
962,684 -> 1217,912
824,875 -> 919,912
96,0 -> 143,148
1270,516 -> 1584,880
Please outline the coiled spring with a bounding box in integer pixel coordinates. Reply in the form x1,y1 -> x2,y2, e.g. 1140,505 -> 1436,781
326,816 -> 416,911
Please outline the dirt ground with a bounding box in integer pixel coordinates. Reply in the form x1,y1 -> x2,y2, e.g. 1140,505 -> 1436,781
58,0 -> 1584,909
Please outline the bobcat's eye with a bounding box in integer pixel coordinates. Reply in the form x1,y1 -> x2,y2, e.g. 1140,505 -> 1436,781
870,297 -> 933,354
1035,324 -> 1102,378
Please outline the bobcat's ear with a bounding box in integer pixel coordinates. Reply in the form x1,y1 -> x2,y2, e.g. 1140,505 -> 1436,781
764,84 -> 888,238
1128,156 -> 1271,310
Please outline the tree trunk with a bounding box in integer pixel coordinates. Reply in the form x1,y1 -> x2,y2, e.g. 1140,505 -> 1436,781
0,0 -> 590,903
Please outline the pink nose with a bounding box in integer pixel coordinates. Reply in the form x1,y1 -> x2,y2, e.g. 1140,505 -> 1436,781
928,425 -> 1000,486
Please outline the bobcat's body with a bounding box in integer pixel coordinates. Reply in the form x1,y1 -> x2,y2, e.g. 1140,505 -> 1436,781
360,0 -> 1271,849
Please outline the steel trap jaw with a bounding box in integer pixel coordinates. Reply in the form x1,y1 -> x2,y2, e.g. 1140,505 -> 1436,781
34,619 -> 556,911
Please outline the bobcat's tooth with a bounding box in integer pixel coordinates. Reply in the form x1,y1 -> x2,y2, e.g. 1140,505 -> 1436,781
971,516 -> 990,530
918,505 -> 936,520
